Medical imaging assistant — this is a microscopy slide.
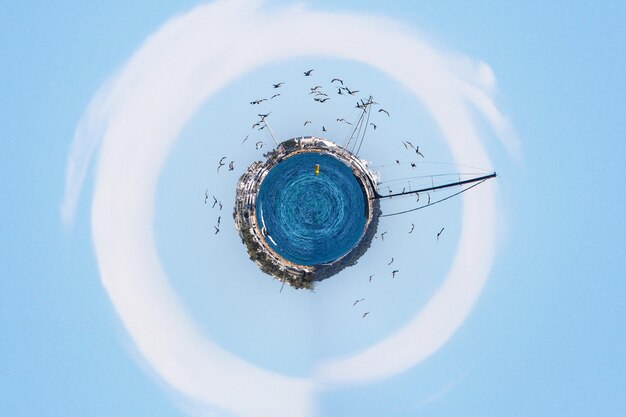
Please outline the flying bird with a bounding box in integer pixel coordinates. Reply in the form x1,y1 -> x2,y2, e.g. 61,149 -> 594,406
380,231 -> 388,241
353,298 -> 365,306
410,163 -> 416,168
337,118 -> 352,125
331,78 -> 344,85
427,193 -> 431,205
388,257 -> 394,265
304,69 -> 314,76
258,112 -> 271,120
217,157 -> 226,172
362,311 -> 370,318
392,270 -> 399,278
369,274 -> 374,282
396,160 -> 400,164
416,146 -> 424,158
322,126 -> 326,132
409,223 -> 415,234
217,216 -> 221,226
250,98 -> 267,105
345,87 -> 359,95
242,134 -> 249,144
403,140 -> 415,150
214,225 -> 220,234
437,227 -> 445,241
255,141 -> 264,150
369,123 -> 377,130
304,120 -> 312,126
314,97 -> 330,103
270,93 -> 281,99
272,82 -> 284,88
212,196 -> 218,208
204,189 -> 209,204
378,108 -> 390,116
228,161 -> 234,171
218,201 -> 223,211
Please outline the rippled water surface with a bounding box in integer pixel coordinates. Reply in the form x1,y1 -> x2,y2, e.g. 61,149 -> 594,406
256,152 -> 367,265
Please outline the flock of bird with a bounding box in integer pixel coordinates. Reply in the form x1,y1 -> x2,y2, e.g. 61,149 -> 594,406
204,67 -> 449,317
245,68 -> 392,139
205,189 -> 223,234
351,222 -> 446,319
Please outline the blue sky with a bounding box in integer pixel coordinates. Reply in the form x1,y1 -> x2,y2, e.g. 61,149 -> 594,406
1,1 -> 625,416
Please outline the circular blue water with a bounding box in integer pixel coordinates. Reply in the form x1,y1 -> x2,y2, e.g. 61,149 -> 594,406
256,152 -> 367,265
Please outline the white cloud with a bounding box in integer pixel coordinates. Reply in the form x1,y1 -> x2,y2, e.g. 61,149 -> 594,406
63,0 -> 515,415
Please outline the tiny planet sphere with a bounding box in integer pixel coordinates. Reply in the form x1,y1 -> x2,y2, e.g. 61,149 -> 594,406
234,137 -> 380,289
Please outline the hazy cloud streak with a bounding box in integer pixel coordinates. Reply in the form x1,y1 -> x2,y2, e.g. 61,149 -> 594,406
63,0 -> 514,414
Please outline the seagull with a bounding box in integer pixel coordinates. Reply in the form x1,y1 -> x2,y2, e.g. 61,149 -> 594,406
242,134 -> 249,144
255,141 -> 264,150
217,216 -> 221,226
416,193 -> 420,202
252,121 -> 261,129
214,225 -> 220,234
314,97 -> 330,103
403,140 -> 415,150
228,161 -> 234,171
250,98 -> 267,105
362,311 -> 370,318
345,87 -> 359,95
416,146 -> 424,158
392,270 -> 399,278
427,193 -> 431,205
217,157 -> 226,172
378,108 -> 390,116
322,126 -> 326,132
270,93 -> 281,99
218,201 -> 223,211
337,88 -> 343,95
204,189 -> 209,204
380,231 -> 387,241
212,196 -> 218,208
304,69 -> 314,76
337,118 -> 352,125
304,120 -> 312,126
369,274 -> 374,282
369,123 -> 377,130
409,223 -> 415,234
353,298 -> 365,306
437,227 -> 445,241
410,163 -> 416,168
331,78 -> 344,85
258,112 -> 271,120
388,257 -> 394,265
396,160 -> 400,164
272,82 -> 285,88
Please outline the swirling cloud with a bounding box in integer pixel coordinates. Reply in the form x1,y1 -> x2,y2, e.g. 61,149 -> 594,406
62,0 -> 515,415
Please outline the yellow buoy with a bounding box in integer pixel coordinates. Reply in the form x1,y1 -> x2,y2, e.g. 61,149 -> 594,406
314,164 -> 320,176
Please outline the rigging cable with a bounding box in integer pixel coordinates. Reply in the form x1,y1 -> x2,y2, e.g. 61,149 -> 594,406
379,179 -> 487,217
